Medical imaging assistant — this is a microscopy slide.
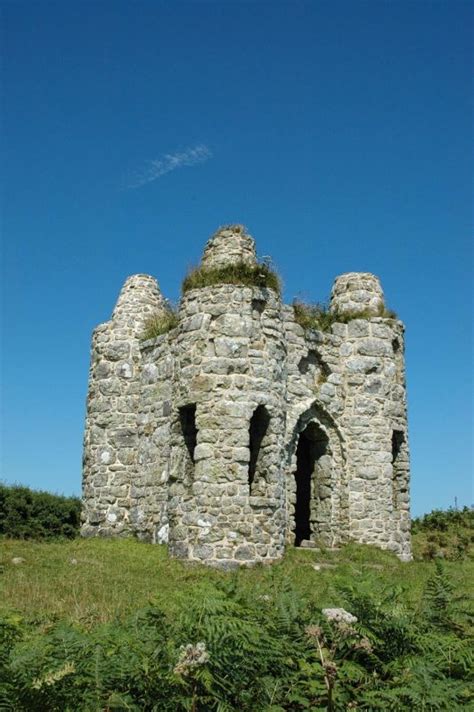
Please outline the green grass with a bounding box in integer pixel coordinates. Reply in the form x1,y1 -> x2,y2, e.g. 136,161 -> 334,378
141,308 -> 179,340
1,534 -> 472,628
1,528 -> 473,710
181,260 -> 281,295
293,300 -> 398,333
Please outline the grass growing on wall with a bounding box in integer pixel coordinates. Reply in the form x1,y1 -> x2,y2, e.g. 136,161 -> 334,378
293,300 -> 398,333
141,307 -> 179,340
181,260 -> 282,295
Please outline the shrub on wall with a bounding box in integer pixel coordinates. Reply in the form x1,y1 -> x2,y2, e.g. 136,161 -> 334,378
0,484 -> 81,539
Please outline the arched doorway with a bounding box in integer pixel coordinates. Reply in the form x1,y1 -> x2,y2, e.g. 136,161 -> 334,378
294,421 -> 329,546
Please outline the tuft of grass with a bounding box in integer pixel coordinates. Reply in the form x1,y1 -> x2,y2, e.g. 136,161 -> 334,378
293,300 -> 397,333
181,260 -> 281,295
141,308 -> 179,340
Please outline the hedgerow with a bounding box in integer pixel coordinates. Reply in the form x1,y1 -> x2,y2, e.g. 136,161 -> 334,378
0,484 -> 81,540
412,506 -> 474,562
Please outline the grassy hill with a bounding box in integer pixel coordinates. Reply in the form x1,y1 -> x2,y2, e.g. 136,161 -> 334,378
1,507 -> 473,711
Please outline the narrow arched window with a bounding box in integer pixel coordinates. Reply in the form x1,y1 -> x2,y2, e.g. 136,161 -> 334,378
248,405 -> 270,494
391,430 -> 405,508
179,404 -> 197,463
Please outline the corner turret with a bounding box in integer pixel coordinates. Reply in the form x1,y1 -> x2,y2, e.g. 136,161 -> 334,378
82,274 -> 166,537
330,272 -> 385,316
112,274 -> 167,331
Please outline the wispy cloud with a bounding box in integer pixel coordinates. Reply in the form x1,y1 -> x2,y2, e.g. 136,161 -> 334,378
127,144 -> 212,189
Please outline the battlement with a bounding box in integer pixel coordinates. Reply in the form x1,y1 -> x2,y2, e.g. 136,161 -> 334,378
82,225 -> 411,566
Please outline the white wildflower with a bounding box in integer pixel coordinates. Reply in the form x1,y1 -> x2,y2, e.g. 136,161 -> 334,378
322,607 -> 358,625
174,641 -> 209,677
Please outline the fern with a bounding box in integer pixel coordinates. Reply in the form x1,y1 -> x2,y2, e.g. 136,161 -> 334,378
2,562 -> 473,711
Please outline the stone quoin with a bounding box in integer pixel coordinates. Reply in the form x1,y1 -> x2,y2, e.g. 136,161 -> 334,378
82,225 -> 411,567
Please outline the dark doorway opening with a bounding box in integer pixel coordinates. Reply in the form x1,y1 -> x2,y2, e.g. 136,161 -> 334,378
248,405 -> 270,491
179,404 -> 197,463
294,422 -> 328,546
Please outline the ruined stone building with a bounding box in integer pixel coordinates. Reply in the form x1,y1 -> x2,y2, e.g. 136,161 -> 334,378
82,226 -> 411,566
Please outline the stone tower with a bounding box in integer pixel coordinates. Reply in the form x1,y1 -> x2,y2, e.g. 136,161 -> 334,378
82,225 -> 411,566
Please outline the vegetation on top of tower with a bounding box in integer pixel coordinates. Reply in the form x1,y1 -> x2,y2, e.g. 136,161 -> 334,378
141,305 -> 179,340
293,300 -> 397,333
181,260 -> 281,295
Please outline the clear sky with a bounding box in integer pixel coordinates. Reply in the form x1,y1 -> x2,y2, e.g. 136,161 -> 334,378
1,1 -> 472,516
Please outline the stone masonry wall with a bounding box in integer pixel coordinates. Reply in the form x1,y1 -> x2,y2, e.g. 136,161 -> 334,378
132,334 -> 174,542
82,275 -> 166,536
329,273 -> 410,559
282,308 -> 348,547
82,226 -> 411,564
166,283 -> 287,568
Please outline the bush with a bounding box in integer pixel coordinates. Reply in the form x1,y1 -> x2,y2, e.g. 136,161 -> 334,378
181,260 -> 281,295
0,484 -> 81,540
293,300 -> 397,333
412,507 -> 473,534
412,507 -> 473,561
141,307 -> 179,340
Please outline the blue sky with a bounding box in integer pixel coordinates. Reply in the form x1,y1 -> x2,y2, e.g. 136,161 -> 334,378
1,1 -> 472,515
